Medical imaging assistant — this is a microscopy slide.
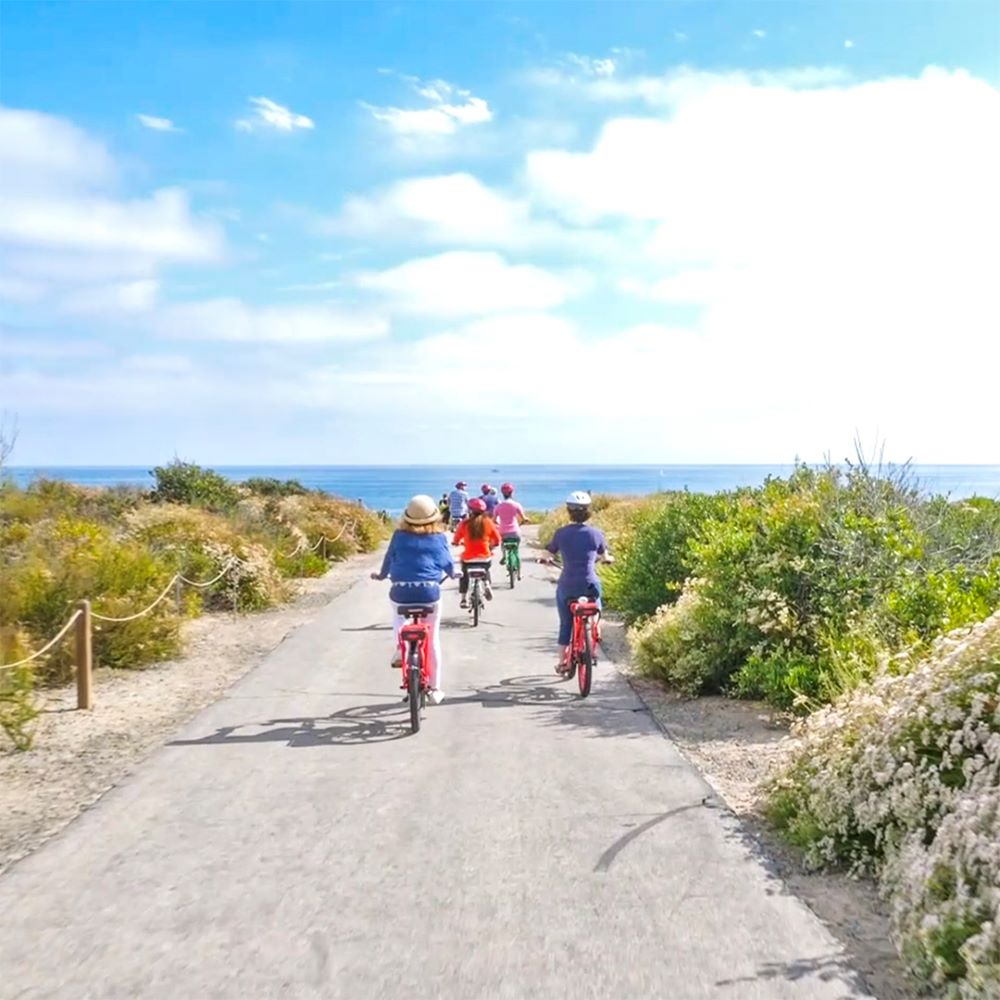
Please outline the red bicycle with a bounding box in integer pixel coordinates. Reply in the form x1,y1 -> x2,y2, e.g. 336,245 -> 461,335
562,595 -> 601,697
397,604 -> 433,732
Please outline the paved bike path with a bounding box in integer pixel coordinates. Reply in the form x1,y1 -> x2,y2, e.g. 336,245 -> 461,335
0,555 -> 873,999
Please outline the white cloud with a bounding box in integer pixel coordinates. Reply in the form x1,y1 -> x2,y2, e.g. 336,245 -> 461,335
753,29 -> 767,39
566,54 -> 617,77
62,279 -> 160,315
0,188 -> 222,260
0,107 -> 114,193
156,298 -> 389,343
336,173 -> 525,245
235,97 -> 314,133
674,32 -> 688,43
362,76 -> 491,136
352,251 -> 583,318
0,107 -> 223,318
137,114 -> 180,132
331,171 -> 623,258
844,39 -> 855,49
534,63 -> 850,105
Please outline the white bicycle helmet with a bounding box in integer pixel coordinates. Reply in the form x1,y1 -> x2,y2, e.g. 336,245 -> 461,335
565,490 -> 592,509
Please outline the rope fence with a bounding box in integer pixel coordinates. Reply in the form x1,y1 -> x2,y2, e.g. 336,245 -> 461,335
0,533 -> 339,708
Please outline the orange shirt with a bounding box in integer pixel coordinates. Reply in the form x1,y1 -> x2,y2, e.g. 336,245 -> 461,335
453,516 -> 502,562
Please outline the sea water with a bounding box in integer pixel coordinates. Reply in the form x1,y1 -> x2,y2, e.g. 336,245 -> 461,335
9,465 -> 1000,513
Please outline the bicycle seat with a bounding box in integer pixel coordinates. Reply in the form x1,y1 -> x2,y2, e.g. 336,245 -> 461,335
571,599 -> 600,616
397,605 -> 434,618
467,567 -> 489,579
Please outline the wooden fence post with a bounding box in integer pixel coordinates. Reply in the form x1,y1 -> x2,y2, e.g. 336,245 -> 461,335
75,599 -> 93,710
321,537 -> 327,561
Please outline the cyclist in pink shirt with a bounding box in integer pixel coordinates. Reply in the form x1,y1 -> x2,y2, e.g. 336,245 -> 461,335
494,483 -> 526,565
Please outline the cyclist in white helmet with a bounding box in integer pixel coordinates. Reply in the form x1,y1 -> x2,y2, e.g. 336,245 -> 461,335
539,491 -> 613,673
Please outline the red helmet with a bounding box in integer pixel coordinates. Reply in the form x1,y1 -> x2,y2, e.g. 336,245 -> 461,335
501,482 -> 514,496
468,497 -> 487,514
480,483 -> 492,493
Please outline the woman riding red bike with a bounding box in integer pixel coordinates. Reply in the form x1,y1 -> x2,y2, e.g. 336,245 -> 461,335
539,491 -> 613,674
371,495 -> 454,704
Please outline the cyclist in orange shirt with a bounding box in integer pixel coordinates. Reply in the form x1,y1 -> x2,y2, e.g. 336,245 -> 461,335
452,497 -> 501,608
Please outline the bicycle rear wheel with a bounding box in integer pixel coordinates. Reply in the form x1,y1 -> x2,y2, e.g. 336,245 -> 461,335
407,652 -> 421,732
578,623 -> 593,698
508,559 -> 516,589
472,584 -> 481,627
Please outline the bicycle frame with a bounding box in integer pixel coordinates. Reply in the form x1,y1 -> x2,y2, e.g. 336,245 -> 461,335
397,605 -> 433,731
567,596 -> 601,697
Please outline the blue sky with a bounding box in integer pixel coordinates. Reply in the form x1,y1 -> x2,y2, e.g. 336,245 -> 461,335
1,0 -> 998,465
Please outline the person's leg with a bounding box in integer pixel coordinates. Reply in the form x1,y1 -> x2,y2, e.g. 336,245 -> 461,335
427,603 -> 443,699
459,562 -> 470,606
555,586 -> 573,671
391,605 -> 405,668
484,560 -> 493,599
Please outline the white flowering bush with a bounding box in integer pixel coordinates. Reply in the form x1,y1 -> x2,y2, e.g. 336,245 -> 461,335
767,610 -> 1000,995
629,581 -> 732,693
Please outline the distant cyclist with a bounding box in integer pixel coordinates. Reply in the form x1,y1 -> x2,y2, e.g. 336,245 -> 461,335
539,491 -> 613,674
494,483 -> 526,565
479,483 -> 499,517
438,493 -> 450,523
448,480 -> 469,529
453,497 -> 501,608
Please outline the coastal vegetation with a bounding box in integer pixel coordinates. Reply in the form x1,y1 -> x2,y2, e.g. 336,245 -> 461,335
0,460 -> 388,750
539,460 -> 1000,996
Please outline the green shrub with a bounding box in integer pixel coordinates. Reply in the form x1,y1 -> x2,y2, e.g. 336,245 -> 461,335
629,582 -> 731,692
0,517 -> 183,680
150,460 -> 240,511
243,476 -> 308,497
604,492 -> 731,623
0,630 -> 38,751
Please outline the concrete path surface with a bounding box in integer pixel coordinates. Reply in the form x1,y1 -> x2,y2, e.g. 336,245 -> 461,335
0,553 -> 874,1000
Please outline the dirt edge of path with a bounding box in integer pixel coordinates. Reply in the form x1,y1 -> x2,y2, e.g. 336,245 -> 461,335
599,617 -> 920,1000
0,547 -> 385,877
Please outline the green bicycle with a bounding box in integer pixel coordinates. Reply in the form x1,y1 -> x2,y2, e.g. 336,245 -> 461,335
500,538 -> 522,589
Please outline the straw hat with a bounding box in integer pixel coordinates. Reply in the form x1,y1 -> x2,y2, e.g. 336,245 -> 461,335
402,494 -> 442,526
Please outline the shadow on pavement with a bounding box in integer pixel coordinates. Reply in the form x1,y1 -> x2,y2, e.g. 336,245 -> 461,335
171,674 -> 659,751
169,701 -> 414,748
715,952 -> 867,998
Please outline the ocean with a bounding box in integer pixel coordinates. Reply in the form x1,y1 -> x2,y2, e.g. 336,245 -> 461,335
8,465 -> 1000,513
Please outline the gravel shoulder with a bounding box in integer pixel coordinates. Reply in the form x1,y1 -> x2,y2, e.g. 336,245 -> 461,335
600,617 -> 920,1000
0,547 -> 384,876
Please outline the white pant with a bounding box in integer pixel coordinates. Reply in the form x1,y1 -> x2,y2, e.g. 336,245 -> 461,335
393,602 -> 443,690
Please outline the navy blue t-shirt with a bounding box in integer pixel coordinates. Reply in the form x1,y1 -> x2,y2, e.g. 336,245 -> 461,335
546,523 -> 607,593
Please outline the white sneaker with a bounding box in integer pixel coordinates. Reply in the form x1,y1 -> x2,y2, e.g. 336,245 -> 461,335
429,689 -> 445,705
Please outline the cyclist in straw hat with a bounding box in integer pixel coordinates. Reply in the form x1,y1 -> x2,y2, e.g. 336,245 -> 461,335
371,494 -> 454,704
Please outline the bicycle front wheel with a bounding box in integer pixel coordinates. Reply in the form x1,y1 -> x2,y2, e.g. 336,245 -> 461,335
578,623 -> 593,698
407,653 -> 421,733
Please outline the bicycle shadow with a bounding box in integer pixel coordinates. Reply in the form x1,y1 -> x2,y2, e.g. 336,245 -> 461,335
169,700 -> 413,748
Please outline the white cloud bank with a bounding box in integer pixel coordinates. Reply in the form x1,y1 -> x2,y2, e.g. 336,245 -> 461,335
0,107 -> 223,316
352,251 -> 583,317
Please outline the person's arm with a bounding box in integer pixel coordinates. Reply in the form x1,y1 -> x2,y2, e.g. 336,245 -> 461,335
596,530 -> 614,563
452,520 -> 466,547
371,532 -> 396,580
516,503 -> 526,525
489,521 -> 502,549
439,534 -> 455,579
540,528 -> 561,563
